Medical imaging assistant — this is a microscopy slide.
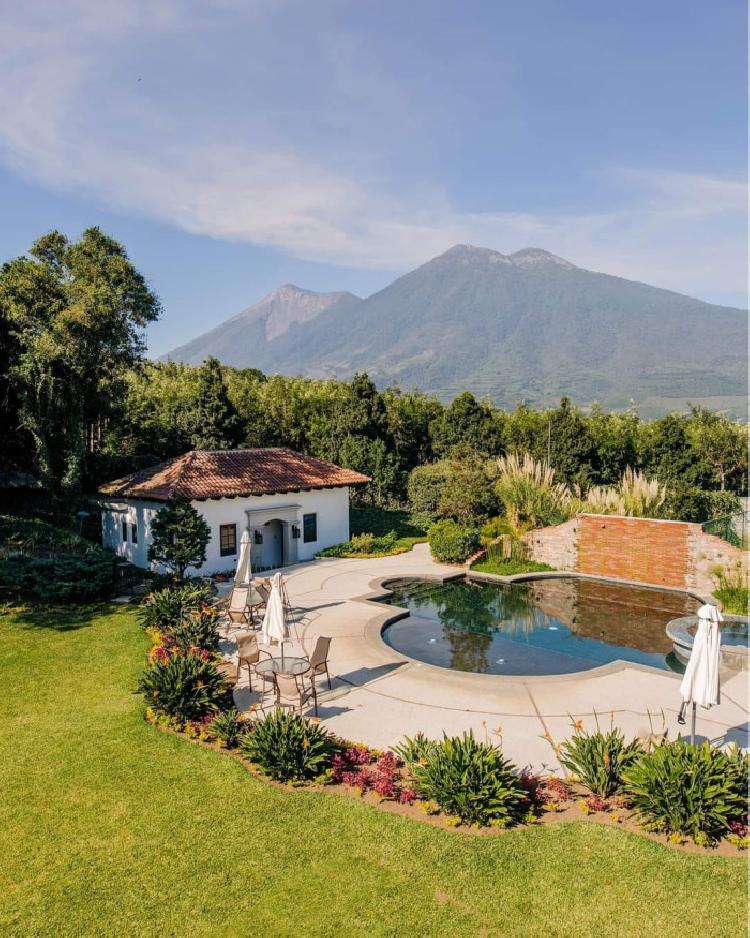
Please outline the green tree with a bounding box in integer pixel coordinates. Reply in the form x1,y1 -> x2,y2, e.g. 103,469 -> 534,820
189,357 -> 241,450
0,228 -> 160,494
687,406 -> 747,493
147,498 -> 211,578
430,391 -> 504,456
545,396 -> 597,486
438,450 -> 499,523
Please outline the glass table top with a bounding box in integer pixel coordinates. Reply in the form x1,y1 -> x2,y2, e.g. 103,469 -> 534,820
254,656 -> 309,676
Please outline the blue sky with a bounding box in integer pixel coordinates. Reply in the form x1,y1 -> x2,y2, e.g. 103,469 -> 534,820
0,0 -> 746,356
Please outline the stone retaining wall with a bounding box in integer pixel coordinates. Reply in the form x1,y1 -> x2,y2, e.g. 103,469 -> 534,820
523,513 -> 747,597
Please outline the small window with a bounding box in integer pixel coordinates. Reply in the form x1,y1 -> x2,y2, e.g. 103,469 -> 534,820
130,523 -> 138,545
122,520 -> 128,543
303,513 -> 317,543
220,523 -> 237,557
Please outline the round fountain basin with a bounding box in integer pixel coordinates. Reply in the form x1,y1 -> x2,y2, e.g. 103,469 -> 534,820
666,614 -> 750,670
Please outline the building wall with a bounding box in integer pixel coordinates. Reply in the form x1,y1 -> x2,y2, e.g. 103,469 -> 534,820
99,486 -> 351,575
100,497 -> 161,568
523,513 -> 747,598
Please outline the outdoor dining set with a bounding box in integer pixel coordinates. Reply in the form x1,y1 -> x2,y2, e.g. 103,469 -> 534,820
217,572 -> 332,719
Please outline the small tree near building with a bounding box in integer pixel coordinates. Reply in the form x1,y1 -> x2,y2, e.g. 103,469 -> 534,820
147,497 -> 211,579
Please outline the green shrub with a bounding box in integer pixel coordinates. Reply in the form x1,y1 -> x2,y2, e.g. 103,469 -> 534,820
411,732 -> 526,827
239,710 -> 336,782
138,583 -> 214,631
167,606 -> 221,652
712,566 -> 749,615
211,709 -> 245,748
558,725 -> 642,798
624,739 -> 748,842
479,516 -> 515,545
137,651 -> 228,723
427,520 -> 480,563
407,462 -> 452,525
0,513 -> 98,555
317,530 -> 401,558
393,732 -> 437,767
0,552 -> 116,603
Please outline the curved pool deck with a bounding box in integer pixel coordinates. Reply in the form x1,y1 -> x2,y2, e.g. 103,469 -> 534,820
231,544 -> 749,773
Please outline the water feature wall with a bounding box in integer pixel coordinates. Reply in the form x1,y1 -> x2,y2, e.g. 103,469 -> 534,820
523,514 -> 747,597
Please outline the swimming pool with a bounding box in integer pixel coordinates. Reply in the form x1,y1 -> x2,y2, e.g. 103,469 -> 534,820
380,576 -> 701,675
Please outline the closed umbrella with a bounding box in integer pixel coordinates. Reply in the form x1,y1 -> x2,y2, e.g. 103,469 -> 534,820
678,603 -> 722,743
261,573 -> 289,657
234,529 -> 252,586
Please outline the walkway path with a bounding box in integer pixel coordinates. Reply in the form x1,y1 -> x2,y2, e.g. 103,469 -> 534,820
231,545 -> 748,773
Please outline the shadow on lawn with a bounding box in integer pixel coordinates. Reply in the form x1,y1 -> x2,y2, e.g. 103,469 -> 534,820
11,602 -> 120,632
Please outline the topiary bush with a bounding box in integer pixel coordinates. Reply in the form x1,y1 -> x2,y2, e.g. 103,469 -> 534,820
0,552 -> 117,603
239,710 -> 336,782
137,651 -> 228,724
558,725 -> 643,798
427,520 -> 480,564
411,731 -> 526,827
623,739 -> 749,843
138,583 -> 214,632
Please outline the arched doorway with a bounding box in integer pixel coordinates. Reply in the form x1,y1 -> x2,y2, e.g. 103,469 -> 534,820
251,519 -> 285,570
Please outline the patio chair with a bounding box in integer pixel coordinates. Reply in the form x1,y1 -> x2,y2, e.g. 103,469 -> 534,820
236,634 -> 273,696
226,586 -> 253,627
305,636 -> 332,690
273,672 -> 317,717
247,581 -> 270,621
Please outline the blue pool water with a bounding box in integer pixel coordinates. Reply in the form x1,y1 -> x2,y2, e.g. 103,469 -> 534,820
381,576 -> 701,675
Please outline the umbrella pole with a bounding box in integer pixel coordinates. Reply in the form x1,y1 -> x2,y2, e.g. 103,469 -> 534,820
690,703 -> 696,745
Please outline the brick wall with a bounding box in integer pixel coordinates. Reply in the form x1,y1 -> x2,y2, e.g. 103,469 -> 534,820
578,514 -> 689,588
524,513 -> 747,596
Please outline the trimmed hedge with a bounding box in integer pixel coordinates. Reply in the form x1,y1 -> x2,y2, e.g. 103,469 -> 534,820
427,520 -> 480,564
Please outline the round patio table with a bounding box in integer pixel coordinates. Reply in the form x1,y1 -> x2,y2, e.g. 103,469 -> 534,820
254,655 -> 309,677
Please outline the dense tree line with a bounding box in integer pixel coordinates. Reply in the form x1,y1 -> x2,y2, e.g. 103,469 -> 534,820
1,229 -> 746,524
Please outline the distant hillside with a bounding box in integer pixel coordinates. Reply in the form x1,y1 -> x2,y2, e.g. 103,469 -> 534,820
167,284 -> 362,368
165,245 -> 748,416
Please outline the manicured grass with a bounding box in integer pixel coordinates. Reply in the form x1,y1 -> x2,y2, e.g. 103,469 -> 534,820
1,605 -> 746,937
472,556 -> 554,576
350,507 -> 428,550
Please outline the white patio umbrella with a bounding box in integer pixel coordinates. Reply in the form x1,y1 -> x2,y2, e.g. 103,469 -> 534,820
234,529 -> 253,586
678,603 -> 722,743
261,572 -> 289,657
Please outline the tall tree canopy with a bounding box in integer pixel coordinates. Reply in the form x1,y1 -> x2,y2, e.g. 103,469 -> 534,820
0,228 -> 160,494
189,357 -> 241,450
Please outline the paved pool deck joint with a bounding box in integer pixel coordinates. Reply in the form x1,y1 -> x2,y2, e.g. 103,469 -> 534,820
229,544 -> 748,773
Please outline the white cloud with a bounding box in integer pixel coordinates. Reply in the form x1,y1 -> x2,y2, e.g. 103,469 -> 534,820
0,0 -> 746,302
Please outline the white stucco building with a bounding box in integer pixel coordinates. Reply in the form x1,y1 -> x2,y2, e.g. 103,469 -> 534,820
96,448 -> 369,575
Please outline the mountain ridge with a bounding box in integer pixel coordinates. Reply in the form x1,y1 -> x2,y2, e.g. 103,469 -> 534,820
163,245 -> 748,417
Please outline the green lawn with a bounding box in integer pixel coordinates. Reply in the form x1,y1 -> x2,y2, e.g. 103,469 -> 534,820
350,507 -> 428,550
1,606 -> 746,937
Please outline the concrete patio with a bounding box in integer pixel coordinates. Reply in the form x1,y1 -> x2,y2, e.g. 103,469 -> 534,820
230,545 -> 749,773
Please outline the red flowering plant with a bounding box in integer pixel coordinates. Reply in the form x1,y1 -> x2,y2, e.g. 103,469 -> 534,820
331,746 -> 412,803
330,746 -> 375,784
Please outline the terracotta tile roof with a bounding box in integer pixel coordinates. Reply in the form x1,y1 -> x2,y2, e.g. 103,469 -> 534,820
98,449 -> 370,501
